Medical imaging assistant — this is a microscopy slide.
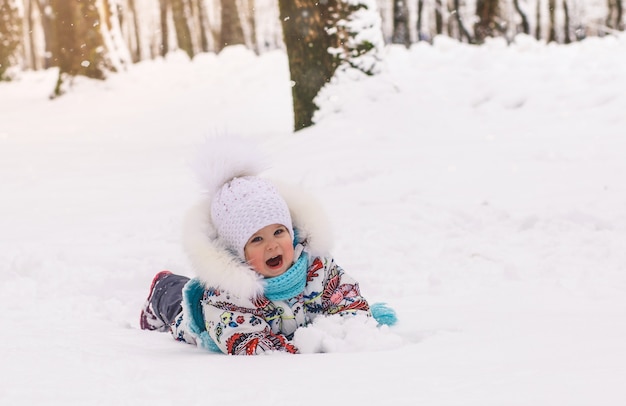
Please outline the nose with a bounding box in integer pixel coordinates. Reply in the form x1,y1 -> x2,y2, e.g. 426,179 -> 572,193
266,239 -> 278,251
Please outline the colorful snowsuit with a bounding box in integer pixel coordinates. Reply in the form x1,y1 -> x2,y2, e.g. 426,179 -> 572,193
172,247 -> 370,355
170,182 -> 372,355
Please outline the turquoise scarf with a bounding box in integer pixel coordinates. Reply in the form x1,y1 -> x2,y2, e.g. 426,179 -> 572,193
264,252 -> 308,301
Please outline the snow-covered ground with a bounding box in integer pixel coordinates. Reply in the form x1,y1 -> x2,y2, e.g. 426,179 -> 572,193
1,34 -> 625,405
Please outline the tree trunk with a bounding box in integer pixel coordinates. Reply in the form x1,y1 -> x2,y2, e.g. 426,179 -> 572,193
191,0 -> 210,52
417,0 -> 424,41
0,0 -> 22,80
607,0 -> 624,30
25,0 -> 40,70
278,0 -> 338,131
607,0 -> 615,29
535,0 -> 541,39
220,0 -> 245,50
32,0 -> 53,69
475,0 -> 500,43
548,0 -> 557,42
159,0 -> 169,57
454,0 -> 474,43
245,0 -> 259,53
49,0 -> 111,96
127,0 -> 143,62
563,0 -> 571,43
171,0 -> 194,58
513,0 -> 530,35
102,0 -> 132,70
392,0 -> 410,47
435,0 -> 443,36
49,0 -> 75,92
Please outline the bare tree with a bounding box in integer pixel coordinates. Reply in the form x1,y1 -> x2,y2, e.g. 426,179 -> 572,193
535,0 -> 541,39
0,0 -> 22,81
171,0 -> 194,58
23,0 -> 41,70
416,0 -> 425,41
31,0 -> 55,69
513,0 -> 530,35
392,0 -> 410,46
126,0 -> 143,62
49,0 -> 116,96
159,0 -> 169,57
475,0 -> 501,43
220,0 -> 245,50
453,0 -> 474,43
548,0 -> 557,42
102,0 -> 132,69
435,0 -> 443,36
5,0 -> 624,86
247,0 -> 258,52
607,0 -> 624,30
563,0 -> 571,43
239,0 -> 259,53
189,0 -> 210,53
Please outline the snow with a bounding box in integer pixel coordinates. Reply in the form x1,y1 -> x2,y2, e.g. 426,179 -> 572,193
1,35 -> 626,405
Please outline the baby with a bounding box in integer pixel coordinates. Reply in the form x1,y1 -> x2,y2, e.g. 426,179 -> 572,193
139,136 -> 391,355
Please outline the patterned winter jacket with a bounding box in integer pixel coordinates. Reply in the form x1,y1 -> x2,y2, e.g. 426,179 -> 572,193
173,182 -> 371,355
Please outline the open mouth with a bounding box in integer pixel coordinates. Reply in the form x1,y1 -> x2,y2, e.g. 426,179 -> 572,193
266,255 -> 283,269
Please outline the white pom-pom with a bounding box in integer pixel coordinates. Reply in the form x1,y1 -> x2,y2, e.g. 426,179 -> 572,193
190,134 -> 269,198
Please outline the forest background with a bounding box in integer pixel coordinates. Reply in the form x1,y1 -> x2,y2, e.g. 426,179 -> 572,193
0,0 -> 624,130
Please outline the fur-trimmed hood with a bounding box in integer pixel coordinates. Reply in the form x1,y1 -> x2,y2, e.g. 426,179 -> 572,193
181,135 -> 333,299
182,180 -> 333,299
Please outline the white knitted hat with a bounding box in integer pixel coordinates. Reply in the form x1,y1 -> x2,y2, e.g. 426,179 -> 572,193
211,176 -> 294,260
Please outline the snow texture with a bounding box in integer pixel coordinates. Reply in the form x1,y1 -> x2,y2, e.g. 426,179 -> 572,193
1,34 -> 626,405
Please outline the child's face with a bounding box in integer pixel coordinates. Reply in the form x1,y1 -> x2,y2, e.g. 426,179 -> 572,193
244,223 -> 295,278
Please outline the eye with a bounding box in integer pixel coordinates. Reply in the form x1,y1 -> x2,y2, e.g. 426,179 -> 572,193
274,227 -> 285,236
250,236 -> 262,243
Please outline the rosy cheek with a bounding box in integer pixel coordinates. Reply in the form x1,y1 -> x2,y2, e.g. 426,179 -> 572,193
247,250 -> 262,268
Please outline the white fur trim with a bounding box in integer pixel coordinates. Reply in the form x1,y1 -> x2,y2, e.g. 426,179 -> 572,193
182,183 -> 334,299
274,180 -> 334,257
182,198 -> 265,299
